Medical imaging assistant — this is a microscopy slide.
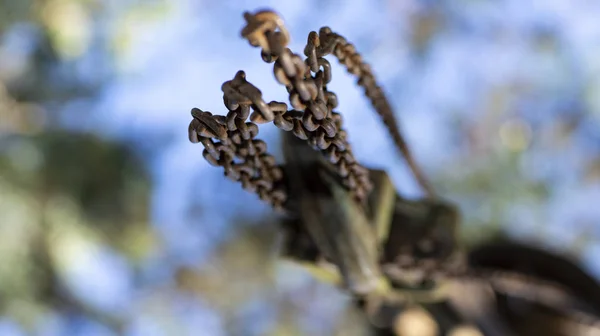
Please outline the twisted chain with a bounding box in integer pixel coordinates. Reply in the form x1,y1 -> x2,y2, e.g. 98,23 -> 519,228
188,71 -> 287,210
190,9 -> 436,206
310,28 -> 436,197
241,10 -> 373,203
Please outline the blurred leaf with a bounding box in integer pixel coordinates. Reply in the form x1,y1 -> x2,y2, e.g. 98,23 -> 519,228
585,157 -> 600,183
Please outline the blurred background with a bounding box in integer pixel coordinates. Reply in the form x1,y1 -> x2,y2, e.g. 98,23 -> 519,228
1,0 -> 600,335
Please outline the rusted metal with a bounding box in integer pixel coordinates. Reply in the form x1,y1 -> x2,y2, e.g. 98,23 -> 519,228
241,10 -> 373,204
187,9 -> 600,334
304,27 -> 436,198
189,9 -> 435,208
188,71 -> 287,210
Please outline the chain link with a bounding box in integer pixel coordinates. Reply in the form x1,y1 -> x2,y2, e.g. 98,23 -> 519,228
309,28 -> 436,197
190,9 -> 437,205
188,71 -> 287,210
241,10 -> 373,203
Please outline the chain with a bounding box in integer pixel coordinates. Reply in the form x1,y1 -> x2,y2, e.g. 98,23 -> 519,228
304,27 -> 436,198
241,10 -> 372,203
188,71 -> 288,210
190,9 -> 437,206
188,9 -> 600,331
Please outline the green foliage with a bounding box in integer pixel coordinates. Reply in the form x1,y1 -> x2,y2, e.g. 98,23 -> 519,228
0,132 -> 154,331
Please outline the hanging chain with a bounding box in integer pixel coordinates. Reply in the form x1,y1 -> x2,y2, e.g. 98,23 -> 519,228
189,10 -> 436,205
188,70 -> 288,210
241,10 -> 373,203
187,9 -> 600,331
303,27 -> 436,197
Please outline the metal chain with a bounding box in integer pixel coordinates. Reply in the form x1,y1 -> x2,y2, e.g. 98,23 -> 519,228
190,9 -> 436,206
241,10 -> 373,203
305,27 -> 436,198
188,10 -> 600,331
188,71 -> 288,210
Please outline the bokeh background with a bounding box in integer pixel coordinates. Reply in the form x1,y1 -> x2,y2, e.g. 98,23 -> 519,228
1,0 -> 600,335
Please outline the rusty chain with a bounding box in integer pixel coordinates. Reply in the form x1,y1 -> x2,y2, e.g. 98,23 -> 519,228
188,71 -> 288,210
187,9 -> 600,332
241,10 -> 373,203
304,27 -> 436,198
189,9 -> 436,206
